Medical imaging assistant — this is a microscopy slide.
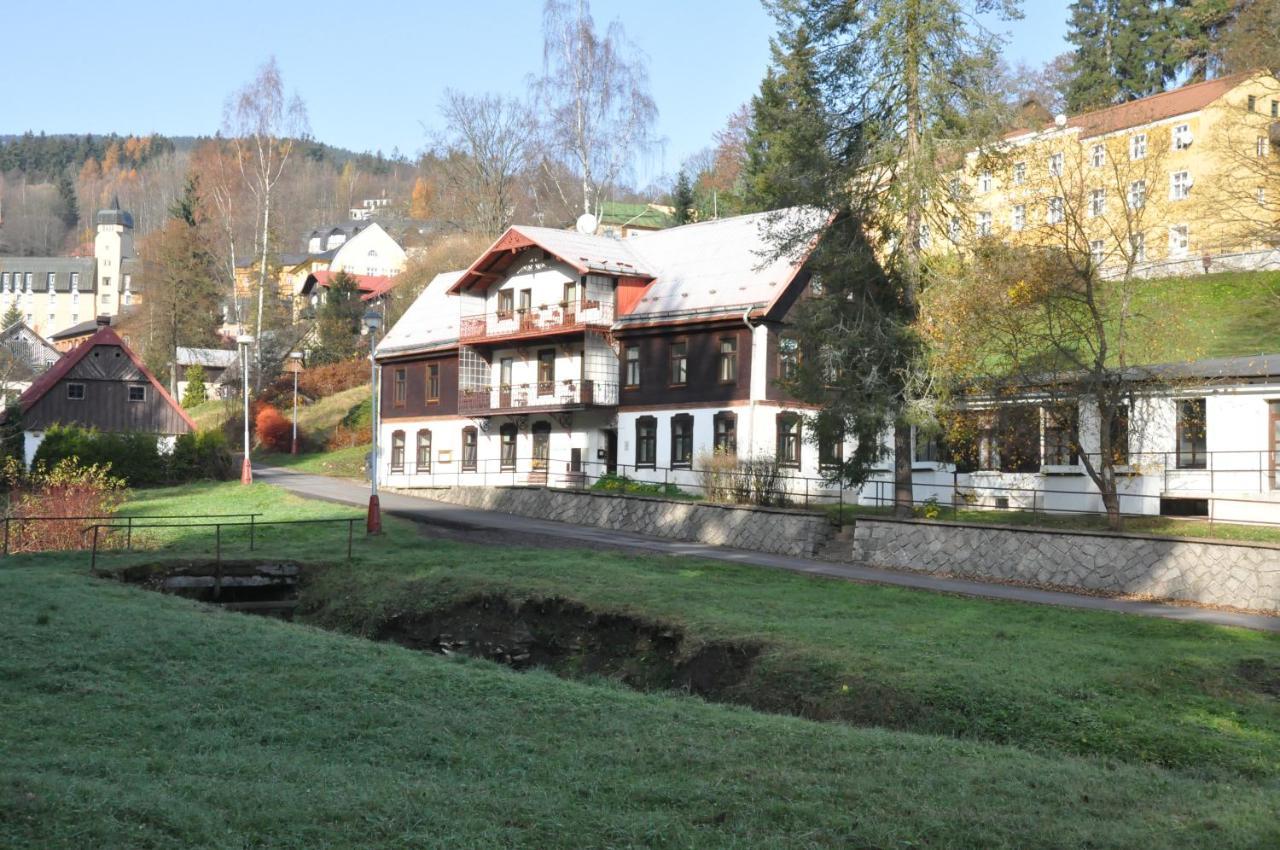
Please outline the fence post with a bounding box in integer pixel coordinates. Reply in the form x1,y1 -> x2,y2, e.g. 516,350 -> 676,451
214,525 -> 223,600
3,516 -> 8,558
126,516 -> 133,551
90,525 -> 99,572
347,518 -> 354,561
249,514 -> 256,552
838,480 -> 844,529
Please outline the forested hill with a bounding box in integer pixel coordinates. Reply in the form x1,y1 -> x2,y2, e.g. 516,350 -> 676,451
0,132 -> 407,181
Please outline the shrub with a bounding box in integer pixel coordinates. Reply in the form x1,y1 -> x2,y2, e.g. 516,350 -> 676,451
326,399 -> 371,450
169,431 -> 234,482
696,449 -> 739,502
181,364 -> 208,407
254,404 -> 296,453
3,456 -> 127,553
298,358 -> 368,398
590,473 -> 692,499
692,452 -> 787,507
33,424 -> 165,486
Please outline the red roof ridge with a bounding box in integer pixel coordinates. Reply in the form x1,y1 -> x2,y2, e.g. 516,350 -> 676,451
16,325 -> 197,432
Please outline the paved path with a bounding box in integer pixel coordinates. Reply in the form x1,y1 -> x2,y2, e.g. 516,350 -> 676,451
257,466 -> 1280,633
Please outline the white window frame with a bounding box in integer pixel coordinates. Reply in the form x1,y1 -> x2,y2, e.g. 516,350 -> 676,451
1091,144 -> 1105,168
977,211 -> 992,236
1128,179 -> 1147,209
1013,161 -> 1026,185
948,215 -> 962,242
1258,136 -> 1270,158
1130,133 -> 1147,160
1130,232 -> 1146,263
1048,152 -> 1064,177
1168,224 -> 1190,258
1047,196 -> 1064,225
128,385 -> 147,403
1089,188 -> 1105,218
1172,123 -> 1192,150
1012,204 -> 1026,232
1089,240 -> 1106,265
978,171 -> 992,193
1170,170 -> 1191,201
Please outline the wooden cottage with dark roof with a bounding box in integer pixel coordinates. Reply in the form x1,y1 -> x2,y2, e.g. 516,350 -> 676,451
14,320 -> 194,465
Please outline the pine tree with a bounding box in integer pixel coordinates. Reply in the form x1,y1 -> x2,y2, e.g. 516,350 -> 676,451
1066,0 -> 1183,113
2,303 -> 22,330
743,25 -> 831,210
313,272 -> 365,364
181,365 -> 208,408
55,170 -> 79,230
672,171 -> 695,224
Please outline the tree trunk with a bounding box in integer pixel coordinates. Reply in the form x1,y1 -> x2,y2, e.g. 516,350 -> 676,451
894,422 -> 914,518
1100,486 -> 1122,531
255,190 -> 271,391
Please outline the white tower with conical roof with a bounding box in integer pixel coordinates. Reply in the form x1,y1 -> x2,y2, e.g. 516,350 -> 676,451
93,196 -> 135,319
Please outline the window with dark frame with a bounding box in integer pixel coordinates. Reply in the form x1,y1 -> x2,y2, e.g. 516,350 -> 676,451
717,337 -> 737,383
531,422 -> 551,470
713,411 -> 736,454
1042,405 -> 1079,466
778,337 -> 800,380
670,414 -> 694,467
393,368 -> 407,406
518,288 -> 532,313
1109,405 -> 1130,465
818,428 -> 843,469
776,413 -> 801,467
669,341 -> 687,385
128,385 -> 146,403
427,363 -> 440,402
635,416 -> 657,468
461,427 -> 478,471
624,345 -> 640,387
416,429 -> 432,472
67,383 -> 85,400
537,349 -> 555,394
499,423 -> 517,470
497,289 -> 514,317
1176,398 -> 1207,469
390,430 -> 406,472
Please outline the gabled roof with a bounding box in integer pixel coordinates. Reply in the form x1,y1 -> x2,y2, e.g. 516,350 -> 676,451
1008,70 -> 1263,141
449,227 -> 655,292
175,346 -> 238,369
376,271 -> 464,357
305,270 -> 400,301
48,318 -> 106,341
16,325 -> 196,430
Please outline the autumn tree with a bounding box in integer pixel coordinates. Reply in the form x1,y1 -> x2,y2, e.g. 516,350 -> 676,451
534,0 -> 658,217
434,90 -> 532,236
312,271 -> 365,364
756,0 -> 1019,517
223,56 -> 309,377
182,364 -> 208,408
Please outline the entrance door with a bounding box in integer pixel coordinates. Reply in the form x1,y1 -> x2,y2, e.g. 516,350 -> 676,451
1271,402 -> 1280,489
603,428 -> 618,475
531,422 -> 551,476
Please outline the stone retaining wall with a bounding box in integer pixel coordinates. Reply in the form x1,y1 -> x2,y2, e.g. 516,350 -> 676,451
403,486 -> 833,557
852,517 -> 1280,612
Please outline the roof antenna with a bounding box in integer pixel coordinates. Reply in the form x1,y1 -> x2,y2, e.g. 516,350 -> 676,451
575,213 -> 598,235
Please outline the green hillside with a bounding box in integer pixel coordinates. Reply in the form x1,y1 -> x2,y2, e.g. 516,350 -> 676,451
1131,269 -> 1280,362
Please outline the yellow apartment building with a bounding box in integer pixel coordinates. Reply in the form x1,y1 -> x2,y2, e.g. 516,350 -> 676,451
939,71 -> 1280,276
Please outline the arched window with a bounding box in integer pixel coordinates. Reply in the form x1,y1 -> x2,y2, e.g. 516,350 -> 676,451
500,423 -> 518,470
416,429 -> 432,473
390,430 -> 406,473
462,426 -> 478,471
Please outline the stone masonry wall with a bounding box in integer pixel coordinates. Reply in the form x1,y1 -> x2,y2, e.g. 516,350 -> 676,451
852,517 -> 1280,612
406,486 -> 833,557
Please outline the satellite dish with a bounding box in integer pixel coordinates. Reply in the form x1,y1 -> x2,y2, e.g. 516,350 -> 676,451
1054,113 -> 1067,127
575,213 -> 598,235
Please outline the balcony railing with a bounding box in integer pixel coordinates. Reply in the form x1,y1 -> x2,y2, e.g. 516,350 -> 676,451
459,300 -> 615,343
458,379 -> 619,415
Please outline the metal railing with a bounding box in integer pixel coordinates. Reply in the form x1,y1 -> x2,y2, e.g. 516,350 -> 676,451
459,300 -> 615,343
381,449 -> 1280,532
457,380 -> 619,414
86,516 -> 363,572
0,512 -> 262,557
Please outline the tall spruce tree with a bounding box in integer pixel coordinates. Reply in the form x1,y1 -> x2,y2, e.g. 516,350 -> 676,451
1,303 -> 22,330
1065,0 -> 1183,112
672,171 -> 695,224
754,0 -> 1018,516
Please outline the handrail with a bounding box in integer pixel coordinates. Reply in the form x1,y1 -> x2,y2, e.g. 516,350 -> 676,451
1,512 -> 263,557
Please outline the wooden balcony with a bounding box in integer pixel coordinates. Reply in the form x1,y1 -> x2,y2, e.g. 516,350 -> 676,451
458,380 -> 619,415
458,300 -> 615,345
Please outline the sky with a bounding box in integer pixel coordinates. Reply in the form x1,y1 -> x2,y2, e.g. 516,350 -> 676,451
3,1 -> 1072,186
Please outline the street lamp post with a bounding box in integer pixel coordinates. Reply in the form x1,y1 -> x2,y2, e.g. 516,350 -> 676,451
361,308 -> 383,534
287,351 -> 304,455
237,334 -> 254,485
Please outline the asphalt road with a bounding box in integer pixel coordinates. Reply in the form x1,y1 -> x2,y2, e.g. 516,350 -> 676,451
256,466 -> 1280,633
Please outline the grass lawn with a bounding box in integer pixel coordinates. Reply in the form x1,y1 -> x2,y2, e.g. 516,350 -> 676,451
86,483 -> 1280,790
257,443 -> 370,479
1131,269 -> 1280,362
6,552 -> 1279,848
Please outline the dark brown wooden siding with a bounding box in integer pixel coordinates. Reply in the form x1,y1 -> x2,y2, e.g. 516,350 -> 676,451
25,344 -> 192,434
763,322 -> 803,404
617,325 -> 750,408
381,352 -> 459,419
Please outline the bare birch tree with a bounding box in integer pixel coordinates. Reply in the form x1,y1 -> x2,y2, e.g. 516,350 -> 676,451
222,57 -> 308,379
534,0 -> 658,218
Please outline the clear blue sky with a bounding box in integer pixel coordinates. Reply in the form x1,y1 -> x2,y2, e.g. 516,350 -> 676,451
5,1 -> 1071,185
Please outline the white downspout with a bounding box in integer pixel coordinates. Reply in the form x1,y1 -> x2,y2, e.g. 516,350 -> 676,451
743,306 -> 758,458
